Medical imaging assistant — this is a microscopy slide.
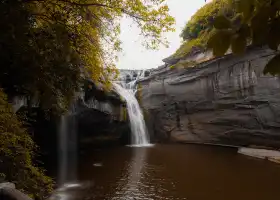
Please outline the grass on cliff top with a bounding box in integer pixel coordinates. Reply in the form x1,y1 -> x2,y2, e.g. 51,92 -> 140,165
170,0 -> 234,61
173,29 -> 214,59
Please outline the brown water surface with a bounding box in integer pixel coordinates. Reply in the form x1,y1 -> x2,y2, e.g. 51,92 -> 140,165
75,144 -> 280,200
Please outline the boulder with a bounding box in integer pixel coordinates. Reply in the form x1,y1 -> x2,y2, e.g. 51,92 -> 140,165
0,183 -> 32,200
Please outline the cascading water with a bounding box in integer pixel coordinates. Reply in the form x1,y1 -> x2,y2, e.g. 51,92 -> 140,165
113,83 -> 151,147
58,104 -> 78,186
50,99 -> 92,200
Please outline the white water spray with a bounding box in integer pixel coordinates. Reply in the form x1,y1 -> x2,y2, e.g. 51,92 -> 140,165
113,83 -> 151,147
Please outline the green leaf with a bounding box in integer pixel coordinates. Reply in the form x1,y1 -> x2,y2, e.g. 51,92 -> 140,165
207,30 -> 231,57
213,16 -> 231,29
231,34 -> 246,54
274,0 -> 280,9
251,9 -> 270,30
268,35 -> 280,51
263,54 -> 280,75
251,8 -> 270,45
231,13 -> 243,26
236,0 -> 254,21
238,23 -> 251,38
230,23 -> 249,54
267,20 -> 280,50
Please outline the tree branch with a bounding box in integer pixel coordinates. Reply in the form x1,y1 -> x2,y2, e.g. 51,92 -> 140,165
25,0 -> 150,21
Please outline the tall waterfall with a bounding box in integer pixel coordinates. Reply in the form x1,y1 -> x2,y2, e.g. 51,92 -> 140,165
58,106 -> 78,186
113,83 -> 151,146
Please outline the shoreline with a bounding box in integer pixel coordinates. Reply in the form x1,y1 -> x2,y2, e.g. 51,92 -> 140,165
176,140 -> 280,164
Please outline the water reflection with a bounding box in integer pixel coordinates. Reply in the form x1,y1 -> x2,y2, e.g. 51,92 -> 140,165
54,145 -> 280,200
112,147 -> 147,200
111,146 -> 179,200
49,182 -> 93,200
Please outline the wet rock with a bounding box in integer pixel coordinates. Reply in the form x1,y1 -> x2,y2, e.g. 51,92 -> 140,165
0,183 -> 32,200
77,108 -> 130,147
0,183 -> 15,189
238,148 -> 280,163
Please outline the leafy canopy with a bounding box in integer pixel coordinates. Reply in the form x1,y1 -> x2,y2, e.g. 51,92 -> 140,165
208,0 -> 280,75
172,0 -> 233,59
0,89 -> 53,199
0,0 -> 175,113
181,0 -> 233,40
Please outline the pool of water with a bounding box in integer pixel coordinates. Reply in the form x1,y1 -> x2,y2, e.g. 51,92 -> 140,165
57,144 -> 280,200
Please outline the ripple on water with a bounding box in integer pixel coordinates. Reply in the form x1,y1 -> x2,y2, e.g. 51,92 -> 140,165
126,144 -> 155,148
77,145 -> 280,200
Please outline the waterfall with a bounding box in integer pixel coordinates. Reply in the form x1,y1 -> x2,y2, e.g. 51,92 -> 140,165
50,99 -> 92,200
113,83 -> 151,147
58,110 -> 78,186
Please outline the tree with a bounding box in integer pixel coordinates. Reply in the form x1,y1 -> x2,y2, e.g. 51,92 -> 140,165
208,0 -> 280,75
171,0 -> 234,59
0,1 -> 175,197
0,89 -> 53,199
0,0 -> 175,113
180,0 -> 233,41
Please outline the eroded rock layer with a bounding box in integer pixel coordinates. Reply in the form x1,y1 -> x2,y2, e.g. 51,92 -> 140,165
139,47 -> 280,147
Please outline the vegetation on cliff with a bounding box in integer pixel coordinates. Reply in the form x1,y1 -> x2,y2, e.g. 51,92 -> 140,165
208,0 -> 280,75
172,0 -> 234,59
0,89 -> 53,199
171,0 -> 280,76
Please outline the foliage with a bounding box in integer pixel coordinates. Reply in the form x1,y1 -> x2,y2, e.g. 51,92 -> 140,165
173,29 -> 214,58
0,0 -> 175,197
0,0 -> 85,114
181,0 -> 233,40
208,0 -> 280,75
0,0 -> 175,113
0,89 -> 53,199
170,0 -> 234,60
170,65 -> 175,69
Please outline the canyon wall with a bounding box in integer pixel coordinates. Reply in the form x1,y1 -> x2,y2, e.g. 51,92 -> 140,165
139,47 -> 280,147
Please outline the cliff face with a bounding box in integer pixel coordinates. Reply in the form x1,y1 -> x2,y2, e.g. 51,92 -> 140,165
139,47 -> 280,147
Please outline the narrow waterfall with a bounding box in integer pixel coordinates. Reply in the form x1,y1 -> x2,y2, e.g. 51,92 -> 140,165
58,112 -> 78,186
113,83 -> 151,146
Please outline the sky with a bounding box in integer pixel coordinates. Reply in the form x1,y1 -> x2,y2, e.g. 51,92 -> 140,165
117,0 -> 211,70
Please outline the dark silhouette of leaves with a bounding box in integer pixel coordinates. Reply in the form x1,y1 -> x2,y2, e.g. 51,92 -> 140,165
264,54 -> 280,75
208,30 -> 231,56
214,16 -> 231,29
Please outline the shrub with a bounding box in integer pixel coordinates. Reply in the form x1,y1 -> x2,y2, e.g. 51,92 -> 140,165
0,89 -> 53,199
171,0 -> 235,60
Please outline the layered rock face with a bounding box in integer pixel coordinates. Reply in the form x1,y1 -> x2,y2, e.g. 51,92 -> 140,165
139,47 -> 280,147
